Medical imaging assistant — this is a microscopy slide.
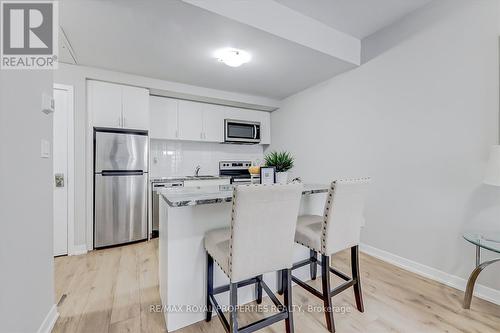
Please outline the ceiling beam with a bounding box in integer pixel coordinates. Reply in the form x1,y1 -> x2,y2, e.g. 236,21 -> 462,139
183,0 -> 361,66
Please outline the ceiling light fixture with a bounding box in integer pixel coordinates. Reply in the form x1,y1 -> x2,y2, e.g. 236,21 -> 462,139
214,48 -> 251,67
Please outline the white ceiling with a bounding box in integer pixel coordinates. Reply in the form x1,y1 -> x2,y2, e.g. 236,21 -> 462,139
275,0 -> 433,39
59,0 -> 356,99
59,0 -> 431,99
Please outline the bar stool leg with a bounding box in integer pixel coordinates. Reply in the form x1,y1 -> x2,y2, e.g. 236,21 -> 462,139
321,254 -> 335,333
277,271 -> 284,295
256,275 -> 263,304
206,253 -> 214,322
310,249 -> 318,280
229,282 -> 239,333
283,269 -> 294,333
351,246 -> 364,312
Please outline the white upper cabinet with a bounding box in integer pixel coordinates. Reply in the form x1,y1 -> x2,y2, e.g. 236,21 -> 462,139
145,93 -> 271,144
89,80 -> 123,128
88,80 -> 149,130
202,104 -> 224,142
88,80 -> 269,141
150,97 -> 225,143
255,111 -> 271,145
122,85 -> 149,130
224,106 -> 248,121
150,96 -> 178,140
178,100 -> 204,141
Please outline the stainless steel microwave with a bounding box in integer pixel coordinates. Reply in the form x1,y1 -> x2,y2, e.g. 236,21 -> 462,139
224,119 -> 261,144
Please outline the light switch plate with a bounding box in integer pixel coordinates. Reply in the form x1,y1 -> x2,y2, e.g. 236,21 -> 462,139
41,139 -> 50,158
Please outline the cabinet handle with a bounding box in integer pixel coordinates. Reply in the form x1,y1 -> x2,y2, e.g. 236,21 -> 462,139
118,117 -> 122,127
175,130 -> 178,138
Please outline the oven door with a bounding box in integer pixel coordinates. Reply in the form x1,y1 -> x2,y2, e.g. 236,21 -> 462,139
231,177 -> 253,185
231,176 -> 260,185
224,119 -> 261,144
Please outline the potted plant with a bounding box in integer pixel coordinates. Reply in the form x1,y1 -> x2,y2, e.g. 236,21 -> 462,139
264,151 -> 294,184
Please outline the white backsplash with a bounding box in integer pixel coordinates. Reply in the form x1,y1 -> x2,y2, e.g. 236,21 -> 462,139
150,139 -> 264,177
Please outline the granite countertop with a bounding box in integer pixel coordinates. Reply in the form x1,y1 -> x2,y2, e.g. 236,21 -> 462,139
151,175 -> 231,183
158,184 -> 329,207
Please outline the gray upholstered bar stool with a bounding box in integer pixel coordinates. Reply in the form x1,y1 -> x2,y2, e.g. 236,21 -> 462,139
290,178 -> 370,333
204,183 -> 303,333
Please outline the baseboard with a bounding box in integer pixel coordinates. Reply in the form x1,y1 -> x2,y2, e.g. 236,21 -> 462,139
37,304 -> 58,333
69,244 -> 88,256
359,243 -> 500,306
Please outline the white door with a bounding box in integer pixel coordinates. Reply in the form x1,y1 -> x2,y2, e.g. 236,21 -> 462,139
88,80 -> 123,128
53,87 -> 71,256
178,100 -> 203,141
122,85 -> 150,130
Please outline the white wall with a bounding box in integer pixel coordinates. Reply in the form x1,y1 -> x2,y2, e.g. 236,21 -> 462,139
151,140 -> 263,178
0,71 -> 56,331
270,0 -> 500,295
54,64 -> 276,248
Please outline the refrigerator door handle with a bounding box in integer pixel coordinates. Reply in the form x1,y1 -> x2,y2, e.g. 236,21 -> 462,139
101,170 -> 144,176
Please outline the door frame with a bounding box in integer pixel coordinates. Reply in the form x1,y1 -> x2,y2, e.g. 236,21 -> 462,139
53,84 -> 76,255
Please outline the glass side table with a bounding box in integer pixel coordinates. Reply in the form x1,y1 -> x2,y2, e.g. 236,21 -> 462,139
462,232 -> 500,309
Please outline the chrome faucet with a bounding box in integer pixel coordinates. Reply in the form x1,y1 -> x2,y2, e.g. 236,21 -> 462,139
194,165 -> 201,177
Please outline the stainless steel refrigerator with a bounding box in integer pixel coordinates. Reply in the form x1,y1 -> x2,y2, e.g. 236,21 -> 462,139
94,128 -> 148,248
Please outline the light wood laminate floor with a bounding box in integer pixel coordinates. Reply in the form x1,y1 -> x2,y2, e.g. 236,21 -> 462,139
53,239 -> 500,333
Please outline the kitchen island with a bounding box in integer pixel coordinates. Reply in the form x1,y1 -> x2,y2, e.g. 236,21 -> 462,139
157,184 -> 329,332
